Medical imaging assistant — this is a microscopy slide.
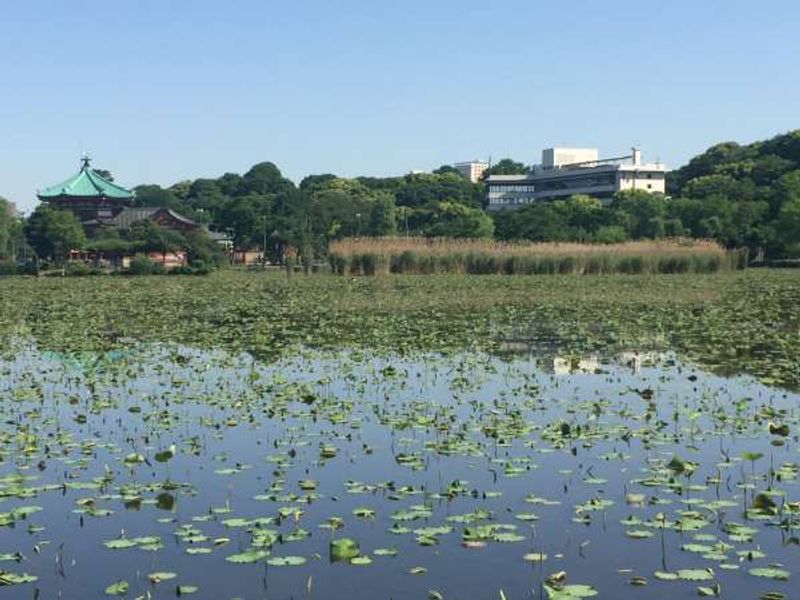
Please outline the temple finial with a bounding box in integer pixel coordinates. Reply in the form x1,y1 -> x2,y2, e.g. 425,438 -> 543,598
80,153 -> 92,170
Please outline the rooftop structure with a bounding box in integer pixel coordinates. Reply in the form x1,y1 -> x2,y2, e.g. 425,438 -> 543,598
37,156 -> 135,225
541,148 -> 598,169
453,160 -> 489,183
38,156 -> 134,201
37,156 -> 202,235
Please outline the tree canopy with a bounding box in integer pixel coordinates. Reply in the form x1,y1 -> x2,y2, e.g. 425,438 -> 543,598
24,206 -> 86,264
9,128 -> 800,267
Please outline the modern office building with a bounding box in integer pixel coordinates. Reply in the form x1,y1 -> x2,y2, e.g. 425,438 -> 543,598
531,147 -> 666,201
485,147 -> 666,210
485,174 -> 536,210
453,160 -> 489,183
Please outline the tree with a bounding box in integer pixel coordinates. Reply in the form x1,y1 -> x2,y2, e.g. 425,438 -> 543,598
559,195 -> 608,240
220,193 -> 273,249
239,162 -> 294,195
183,228 -> 227,267
92,168 -> 114,181
611,190 -> 668,239
775,197 -> 800,256
216,172 -> 243,196
424,202 -> 494,239
367,195 -> 397,236
24,206 -> 86,264
123,220 -> 186,260
485,158 -> 527,177
134,184 -> 180,208
0,197 -> 13,258
394,173 -> 482,208
300,174 -> 338,191
305,178 -> 398,241
493,203 -> 571,242
433,165 -> 461,176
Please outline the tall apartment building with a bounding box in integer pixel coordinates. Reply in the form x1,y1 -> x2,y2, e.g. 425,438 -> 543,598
486,147 -> 666,210
453,160 -> 489,183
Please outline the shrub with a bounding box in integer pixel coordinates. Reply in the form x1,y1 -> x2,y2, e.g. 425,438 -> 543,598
65,262 -> 96,277
594,226 -> 628,244
128,254 -> 154,275
0,261 -> 18,276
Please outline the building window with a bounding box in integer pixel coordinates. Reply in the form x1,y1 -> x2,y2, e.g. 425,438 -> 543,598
647,184 -> 652,189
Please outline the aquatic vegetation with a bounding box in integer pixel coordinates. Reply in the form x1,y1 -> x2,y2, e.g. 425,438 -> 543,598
0,270 -> 798,389
0,270 -> 798,598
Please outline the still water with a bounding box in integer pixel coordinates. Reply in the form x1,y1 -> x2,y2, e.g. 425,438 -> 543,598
1,342 -> 797,599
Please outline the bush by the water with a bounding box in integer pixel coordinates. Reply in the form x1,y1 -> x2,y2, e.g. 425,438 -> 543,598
329,237 -> 747,276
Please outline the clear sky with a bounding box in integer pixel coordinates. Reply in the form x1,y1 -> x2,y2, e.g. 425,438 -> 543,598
2,0 -> 798,211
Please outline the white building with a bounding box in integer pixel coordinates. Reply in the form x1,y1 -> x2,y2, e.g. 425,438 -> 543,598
453,160 -> 489,183
541,148 -> 599,168
531,147 -> 666,202
486,147 -> 666,210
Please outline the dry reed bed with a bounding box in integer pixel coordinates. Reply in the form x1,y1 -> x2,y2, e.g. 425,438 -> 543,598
329,237 -> 747,276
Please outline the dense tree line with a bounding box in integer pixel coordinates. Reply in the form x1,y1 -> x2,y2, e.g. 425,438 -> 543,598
5,129 -> 800,268
133,163 -> 492,259
495,131 -> 800,258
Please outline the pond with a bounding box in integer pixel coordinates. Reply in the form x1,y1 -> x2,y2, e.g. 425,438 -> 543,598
1,340 -> 797,599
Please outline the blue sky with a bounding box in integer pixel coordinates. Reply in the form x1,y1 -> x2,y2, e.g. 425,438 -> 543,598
2,0 -> 798,211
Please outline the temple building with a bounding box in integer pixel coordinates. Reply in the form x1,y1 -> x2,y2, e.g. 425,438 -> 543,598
37,156 -> 201,234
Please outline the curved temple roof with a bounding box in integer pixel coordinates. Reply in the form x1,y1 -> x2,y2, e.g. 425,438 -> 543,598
38,156 -> 133,200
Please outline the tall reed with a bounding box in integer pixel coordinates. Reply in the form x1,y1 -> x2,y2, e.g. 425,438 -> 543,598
328,237 -> 746,276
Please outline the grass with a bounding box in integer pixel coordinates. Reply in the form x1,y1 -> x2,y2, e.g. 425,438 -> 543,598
0,269 -> 797,388
328,237 -> 747,275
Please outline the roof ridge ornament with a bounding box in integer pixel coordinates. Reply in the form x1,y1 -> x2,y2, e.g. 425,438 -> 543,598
80,153 -> 92,171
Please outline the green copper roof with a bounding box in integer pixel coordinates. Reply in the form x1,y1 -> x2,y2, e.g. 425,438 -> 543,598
38,156 -> 134,200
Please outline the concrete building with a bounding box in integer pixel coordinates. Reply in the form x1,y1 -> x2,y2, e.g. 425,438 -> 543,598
485,174 -> 536,210
531,147 -> 665,202
453,160 -> 489,183
541,148 -> 598,168
485,147 -> 666,210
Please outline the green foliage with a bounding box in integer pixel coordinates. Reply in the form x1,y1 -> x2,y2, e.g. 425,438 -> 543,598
432,165 -> 462,175
128,254 -> 155,275
24,205 -> 86,264
486,158 -> 527,177
594,225 -> 629,244
423,202 -> 494,239
23,128 -> 800,265
776,197 -> 800,256
666,129 -> 800,257
0,197 -> 13,258
0,202 -> 28,264
64,262 -> 100,277
392,172 -> 483,208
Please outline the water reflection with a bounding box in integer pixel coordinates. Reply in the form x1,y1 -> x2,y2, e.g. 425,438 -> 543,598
0,342 -> 797,600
